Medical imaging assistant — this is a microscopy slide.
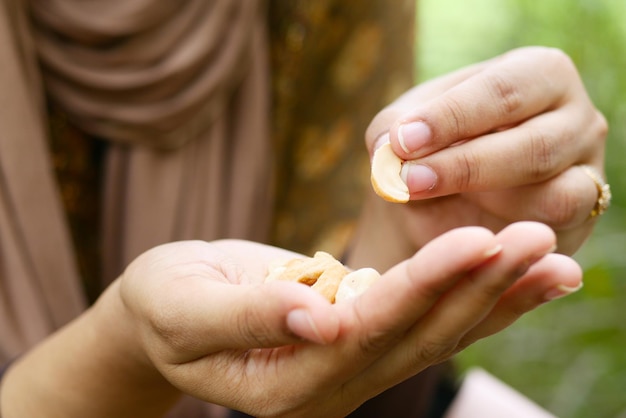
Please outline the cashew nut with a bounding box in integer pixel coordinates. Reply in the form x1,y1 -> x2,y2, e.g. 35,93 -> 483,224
264,252 -> 381,303
334,267 -> 381,302
370,142 -> 409,203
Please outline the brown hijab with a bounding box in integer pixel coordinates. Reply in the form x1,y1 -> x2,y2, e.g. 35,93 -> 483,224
0,0 -> 272,366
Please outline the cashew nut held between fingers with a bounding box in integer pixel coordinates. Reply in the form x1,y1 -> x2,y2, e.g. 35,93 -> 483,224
370,142 -> 410,203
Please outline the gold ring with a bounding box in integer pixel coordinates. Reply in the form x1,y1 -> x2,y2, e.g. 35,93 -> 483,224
580,165 -> 611,218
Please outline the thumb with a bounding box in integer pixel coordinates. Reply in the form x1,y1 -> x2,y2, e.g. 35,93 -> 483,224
168,280 -> 341,354
237,281 -> 342,347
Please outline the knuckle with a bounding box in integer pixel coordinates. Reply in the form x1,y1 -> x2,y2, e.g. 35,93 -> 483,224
413,339 -> 456,366
234,302 -> 276,348
542,46 -> 568,61
365,107 -> 396,144
538,182 -> 584,228
449,151 -> 479,191
591,109 -> 609,142
536,47 -> 577,74
438,96 -> 466,139
484,72 -> 523,116
525,128 -> 560,180
147,302 -> 193,352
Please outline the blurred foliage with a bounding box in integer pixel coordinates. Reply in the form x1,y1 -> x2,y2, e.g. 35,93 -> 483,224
417,1 -> 626,417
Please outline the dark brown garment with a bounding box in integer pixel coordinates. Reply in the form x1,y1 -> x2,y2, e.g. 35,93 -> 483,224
268,0 -> 416,258
227,364 -> 457,418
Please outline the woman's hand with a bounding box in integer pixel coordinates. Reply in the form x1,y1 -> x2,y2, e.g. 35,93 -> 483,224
365,46 -> 608,259
1,223 -> 582,417
119,222 -> 580,417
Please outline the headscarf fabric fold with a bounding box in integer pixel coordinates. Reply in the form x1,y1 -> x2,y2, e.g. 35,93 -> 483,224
0,0 -> 273,370
30,0 -> 263,148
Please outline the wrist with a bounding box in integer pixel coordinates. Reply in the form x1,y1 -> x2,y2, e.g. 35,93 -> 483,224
0,280 -> 180,418
346,190 -> 416,271
87,280 -> 183,415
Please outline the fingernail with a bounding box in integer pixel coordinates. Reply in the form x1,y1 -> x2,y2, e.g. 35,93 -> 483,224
373,132 -> 390,152
484,244 -> 503,258
398,121 -> 431,154
286,308 -> 326,344
400,162 -> 437,192
544,282 -> 583,301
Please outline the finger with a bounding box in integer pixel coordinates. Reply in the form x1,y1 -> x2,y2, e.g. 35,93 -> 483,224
404,222 -> 557,360
457,253 -> 582,349
346,222 -> 557,395
464,164 -> 601,227
336,226 -> 503,366
365,60 -> 490,154
452,162 -> 605,256
402,107 -> 606,198
388,47 -> 584,160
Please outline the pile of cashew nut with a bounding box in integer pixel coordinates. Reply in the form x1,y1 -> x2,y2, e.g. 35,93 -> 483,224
264,251 -> 381,303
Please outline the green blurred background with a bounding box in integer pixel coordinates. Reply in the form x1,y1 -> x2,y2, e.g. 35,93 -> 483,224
416,1 -> 626,417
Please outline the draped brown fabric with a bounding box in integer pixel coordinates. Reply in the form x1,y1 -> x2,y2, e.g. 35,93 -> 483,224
28,0 -> 273,285
0,0 -> 272,351
0,0 -> 87,361
31,0 -> 260,149
267,0 -> 417,257
1,1 -> 271,415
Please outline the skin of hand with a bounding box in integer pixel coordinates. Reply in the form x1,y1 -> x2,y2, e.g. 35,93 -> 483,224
0,222 -> 582,418
364,46 -> 608,262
